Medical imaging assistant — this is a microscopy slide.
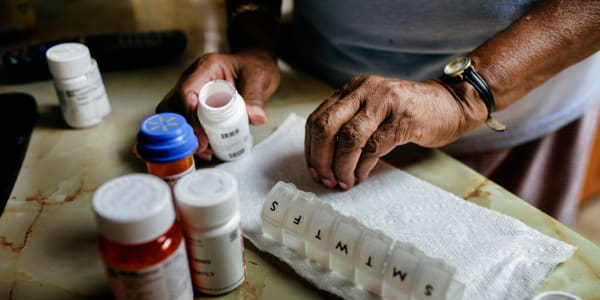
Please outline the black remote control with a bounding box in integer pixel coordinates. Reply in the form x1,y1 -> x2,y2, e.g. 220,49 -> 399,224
2,29 -> 188,83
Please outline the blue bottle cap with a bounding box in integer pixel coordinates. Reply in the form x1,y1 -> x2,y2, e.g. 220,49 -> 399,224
136,112 -> 198,162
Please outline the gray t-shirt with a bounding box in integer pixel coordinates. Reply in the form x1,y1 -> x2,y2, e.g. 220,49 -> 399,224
291,0 -> 600,154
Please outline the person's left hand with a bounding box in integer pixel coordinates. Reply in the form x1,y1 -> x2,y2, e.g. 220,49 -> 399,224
304,74 -> 487,190
156,50 -> 280,161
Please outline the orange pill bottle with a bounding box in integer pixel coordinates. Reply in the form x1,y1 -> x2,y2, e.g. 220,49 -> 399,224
92,173 -> 194,300
136,112 -> 198,188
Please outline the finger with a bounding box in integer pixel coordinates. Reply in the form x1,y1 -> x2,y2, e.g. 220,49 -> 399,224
176,56 -> 237,124
196,146 -> 213,161
178,55 -> 238,158
159,57 -> 228,123
191,114 -> 209,153
308,89 -> 366,188
355,119 -> 403,183
183,91 -> 216,162
179,55 -> 236,97
355,153 -> 379,184
156,88 -> 176,113
238,79 -> 268,125
304,75 -> 369,183
156,89 -> 207,153
305,90 -> 341,183
333,112 -> 382,189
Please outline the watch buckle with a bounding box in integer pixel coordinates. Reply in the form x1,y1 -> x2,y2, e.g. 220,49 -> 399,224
486,116 -> 506,132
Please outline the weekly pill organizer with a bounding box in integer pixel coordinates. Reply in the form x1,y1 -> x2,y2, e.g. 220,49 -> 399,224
260,181 -> 465,300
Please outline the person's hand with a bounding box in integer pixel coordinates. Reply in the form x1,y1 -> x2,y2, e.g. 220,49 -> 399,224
156,49 -> 280,160
304,74 -> 487,189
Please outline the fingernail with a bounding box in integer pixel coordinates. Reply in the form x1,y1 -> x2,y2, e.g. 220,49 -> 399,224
321,178 -> 337,188
197,150 -> 212,161
338,181 -> 348,190
185,91 -> 198,104
247,105 -> 267,125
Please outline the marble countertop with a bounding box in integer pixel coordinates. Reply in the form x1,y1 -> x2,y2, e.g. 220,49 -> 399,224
1,1 -> 599,299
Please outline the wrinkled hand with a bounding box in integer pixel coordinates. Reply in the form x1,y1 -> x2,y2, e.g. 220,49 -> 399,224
156,49 -> 280,160
305,74 -> 487,189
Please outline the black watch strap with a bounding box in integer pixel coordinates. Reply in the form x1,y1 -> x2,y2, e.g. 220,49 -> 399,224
464,68 -> 506,132
463,68 -> 495,116
444,57 -> 506,132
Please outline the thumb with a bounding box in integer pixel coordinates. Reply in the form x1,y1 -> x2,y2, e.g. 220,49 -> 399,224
246,103 -> 267,125
238,85 -> 268,125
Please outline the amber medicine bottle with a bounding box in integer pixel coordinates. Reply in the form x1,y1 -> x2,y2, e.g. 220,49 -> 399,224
46,42 -> 111,128
174,169 -> 246,294
136,112 -> 198,188
92,173 -> 193,300
197,80 -> 253,161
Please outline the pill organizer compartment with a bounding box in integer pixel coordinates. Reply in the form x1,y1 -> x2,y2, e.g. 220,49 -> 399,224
382,243 -> 423,300
413,257 -> 453,300
329,216 -> 366,280
260,181 -> 464,300
261,181 -> 299,241
282,191 -> 318,255
356,229 -> 394,297
304,201 -> 338,266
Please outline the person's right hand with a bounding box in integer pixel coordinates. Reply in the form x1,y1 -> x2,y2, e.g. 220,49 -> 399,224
304,75 -> 488,190
156,49 -> 281,160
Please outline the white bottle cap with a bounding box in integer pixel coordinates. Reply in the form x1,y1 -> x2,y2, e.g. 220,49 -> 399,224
46,42 -> 93,79
92,174 -> 175,245
174,169 -> 240,229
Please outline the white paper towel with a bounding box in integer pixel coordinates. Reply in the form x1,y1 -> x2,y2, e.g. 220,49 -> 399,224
215,113 -> 576,300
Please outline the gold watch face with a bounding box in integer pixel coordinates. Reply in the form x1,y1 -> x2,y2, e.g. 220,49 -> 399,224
444,56 -> 472,76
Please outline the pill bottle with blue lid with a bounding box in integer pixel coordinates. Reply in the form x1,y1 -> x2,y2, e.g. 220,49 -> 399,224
136,112 -> 198,188
174,169 -> 246,295
92,173 -> 193,300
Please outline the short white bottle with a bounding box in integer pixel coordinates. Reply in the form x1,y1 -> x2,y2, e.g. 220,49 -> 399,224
46,42 -> 111,128
174,168 -> 246,295
197,80 -> 252,161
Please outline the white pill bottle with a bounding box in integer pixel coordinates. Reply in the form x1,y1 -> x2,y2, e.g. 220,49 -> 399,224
197,80 -> 253,161
174,169 -> 246,295
46,42 -> 111,128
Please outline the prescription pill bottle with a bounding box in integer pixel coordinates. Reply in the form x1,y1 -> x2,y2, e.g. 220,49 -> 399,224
174,169 -> 246,294
136,112 -> 198,188
197,80 -> 253,161
92,173 -> 193,300
46,42 -> 111,128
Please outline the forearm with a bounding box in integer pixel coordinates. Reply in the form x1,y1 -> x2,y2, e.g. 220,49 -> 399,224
226,0 -> 281,59
471,0 -> 600,111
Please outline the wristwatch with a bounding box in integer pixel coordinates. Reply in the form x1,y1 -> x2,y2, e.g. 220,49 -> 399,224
444,56 -> 506,132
